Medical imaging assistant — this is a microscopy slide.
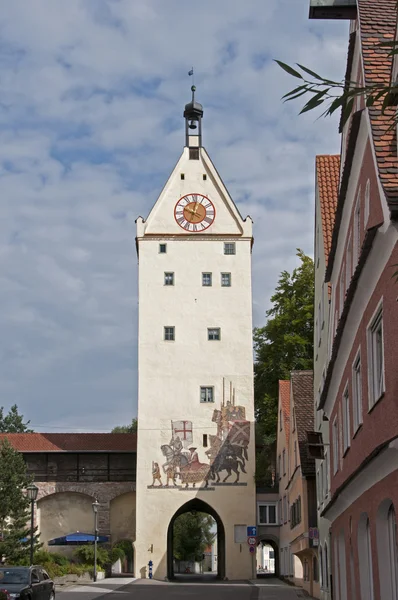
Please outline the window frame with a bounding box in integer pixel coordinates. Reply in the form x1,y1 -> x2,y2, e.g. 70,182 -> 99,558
223,242 -> 236,255
352,350 -> 363,433
164,326 -> 175,341
202,272 -> 212,287
207,327 -> 221,341
159,243 -> 167,254
164,271 -> 174,286
200,386 -> 214,403
257,502 -> 278,526
367,303 -> 385,409
221,272 -> 231,287
342,384 -> 351,454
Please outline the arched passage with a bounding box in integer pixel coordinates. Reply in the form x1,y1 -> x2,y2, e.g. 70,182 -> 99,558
256,537 -> 279,577
167,498 -> 225,581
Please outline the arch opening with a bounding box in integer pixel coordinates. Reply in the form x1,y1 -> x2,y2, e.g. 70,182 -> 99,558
256,538 -> 279,577
167,499 -> 225,581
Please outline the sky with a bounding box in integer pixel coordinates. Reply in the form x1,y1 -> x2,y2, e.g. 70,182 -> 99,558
0,0 -> 348,432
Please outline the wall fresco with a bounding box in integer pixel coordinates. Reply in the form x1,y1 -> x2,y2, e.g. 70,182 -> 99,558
148,380 -> 250,490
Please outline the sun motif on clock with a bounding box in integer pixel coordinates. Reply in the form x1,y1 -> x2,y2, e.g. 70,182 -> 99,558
174,193 -> 216,232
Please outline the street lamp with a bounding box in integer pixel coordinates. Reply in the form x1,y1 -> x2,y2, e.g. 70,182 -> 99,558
92,499 -> 100,582
26,484 -> 39,566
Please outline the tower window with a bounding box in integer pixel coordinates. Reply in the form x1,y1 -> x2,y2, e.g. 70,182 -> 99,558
189,148 -> 199,160
224,243 -> 236,255
164,272 -> 174,286
203,434 -> 208,447
221,273 -> 231,287
200,387 -> 214,403
203,174 -> 207,180
208,328 -> 221,341
202,273 -> 212,287
159,244 -> 167,254
164,326 -> 175,341
180,173 -> 185,180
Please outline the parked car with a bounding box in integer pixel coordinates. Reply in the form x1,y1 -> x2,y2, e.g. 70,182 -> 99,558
0,567 -> 55,600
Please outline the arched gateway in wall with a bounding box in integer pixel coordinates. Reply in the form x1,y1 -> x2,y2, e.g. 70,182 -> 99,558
167,499 -> 225,580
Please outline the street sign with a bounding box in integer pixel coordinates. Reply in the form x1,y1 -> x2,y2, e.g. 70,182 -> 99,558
247,536 -> 256,546
247,526 -> 257,536
249,546 -> 255,554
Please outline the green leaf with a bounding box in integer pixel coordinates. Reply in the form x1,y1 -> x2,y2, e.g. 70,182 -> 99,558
366,95 -> 375,107
326,95 -> 345,116
282,84 -> 307,99
299,96 -> 325,114
296,64 -> 324,81
284,89 -> 310,102
274,60 -> 303,79
341,97 -> 355,127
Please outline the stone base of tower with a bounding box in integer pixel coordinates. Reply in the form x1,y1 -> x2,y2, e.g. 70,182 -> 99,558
134,485 -> 256,581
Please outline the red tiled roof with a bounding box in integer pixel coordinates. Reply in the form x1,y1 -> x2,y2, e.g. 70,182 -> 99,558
316,155 -> 340,263
279,380 -> 291,444
290,371 -> 315,477
0,433 -> 137,453
358,0 -> 398,216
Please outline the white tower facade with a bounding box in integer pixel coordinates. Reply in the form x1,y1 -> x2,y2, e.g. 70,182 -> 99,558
135,88 -> 256,581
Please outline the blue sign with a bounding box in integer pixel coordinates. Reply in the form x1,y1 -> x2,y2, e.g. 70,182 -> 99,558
247,526 -> 257,536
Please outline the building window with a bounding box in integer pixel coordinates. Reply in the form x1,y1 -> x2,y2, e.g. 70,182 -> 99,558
164,326 -> 175,341
364,179 -> 370,226
189,147 -> 199,160
221,272 -> 231,287
203,434 -> 208,447
200,387 -> 214,403
258,503 -> 277,525
352,352 -> 363,432
180,173 -> 185,180
203,173 -> 207,180
333,416 -> 339,474
164,272 -> 174,286
346,235 -> 352,289
324,452 -> 329,498
279,499 -> 283,524
159,243 -> 167,254
202,272 -> 212,286
283,496 -> 287,524
320,461 -> 324,501
342,385 -> 350,453
368,305 -> 385,407
283,449 -> 286,475
354,191 -> 361,265
224,242 -> 236,255
207,327 -> 220,341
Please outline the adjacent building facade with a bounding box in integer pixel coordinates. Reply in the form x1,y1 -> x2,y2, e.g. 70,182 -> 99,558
311,1 -> 398,599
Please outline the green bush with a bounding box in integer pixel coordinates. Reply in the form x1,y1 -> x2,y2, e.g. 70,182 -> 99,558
110,546 -> 125,564
73,545 -> 109,567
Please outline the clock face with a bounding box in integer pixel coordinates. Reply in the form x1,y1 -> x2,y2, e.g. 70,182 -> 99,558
174,193 -> 216,232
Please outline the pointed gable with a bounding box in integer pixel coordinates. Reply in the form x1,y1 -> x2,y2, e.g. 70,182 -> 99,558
358,0 -> 398,217
291,371 -> 315,477
279,380 -> 291,445
137,147 -> 252,238
316,155 -> 340,264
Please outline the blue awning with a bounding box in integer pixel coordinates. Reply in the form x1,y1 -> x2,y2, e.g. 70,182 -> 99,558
48,532 -> 109,545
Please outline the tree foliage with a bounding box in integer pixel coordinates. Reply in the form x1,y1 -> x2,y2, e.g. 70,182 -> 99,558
0,405 -> 33,433
111,418 -> 137,434
173,512 -> 215,563
254,250 -> 314,445
0,440 -> 40,563
275,37 -> 398,128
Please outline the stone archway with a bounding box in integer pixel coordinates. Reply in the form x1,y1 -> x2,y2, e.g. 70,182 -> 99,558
256,536 -> 279,577
166,498 -> 225,581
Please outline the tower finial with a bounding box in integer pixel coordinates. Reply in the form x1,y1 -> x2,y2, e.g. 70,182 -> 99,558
184,74 -> 203,147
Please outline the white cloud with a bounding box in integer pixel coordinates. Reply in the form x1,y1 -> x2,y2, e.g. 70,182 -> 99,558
0,0 -> 347,430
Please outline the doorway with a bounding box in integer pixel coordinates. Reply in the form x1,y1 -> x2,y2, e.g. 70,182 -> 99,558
256,538 -> 279,578
167,498 -> 225,581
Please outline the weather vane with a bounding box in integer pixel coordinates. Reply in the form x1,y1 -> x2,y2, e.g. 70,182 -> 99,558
188,66 -> 195,86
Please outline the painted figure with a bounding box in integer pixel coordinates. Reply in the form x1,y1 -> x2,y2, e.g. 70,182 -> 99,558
165,464 -> 177,487
151,462 -> 163,487
179,447 -> 210,488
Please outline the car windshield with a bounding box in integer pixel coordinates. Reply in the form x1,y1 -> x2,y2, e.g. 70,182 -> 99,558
0,569 -> 29,584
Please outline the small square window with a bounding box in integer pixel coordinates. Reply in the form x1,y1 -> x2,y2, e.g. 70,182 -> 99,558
202,272 -> 212,286
200,387 -> 214,403
164,272 -> 174,286
180,173 -> 185,180
224,243 -> 236,255
159,244 -> 167,254
189,147 -> 199,160
203,174 -> 207,180
164,326 -> 175,341
208,328 -> 220,341
221,273 -> 231,287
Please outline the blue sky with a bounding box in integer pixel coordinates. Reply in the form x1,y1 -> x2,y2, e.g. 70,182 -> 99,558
0,0 -> 348,431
